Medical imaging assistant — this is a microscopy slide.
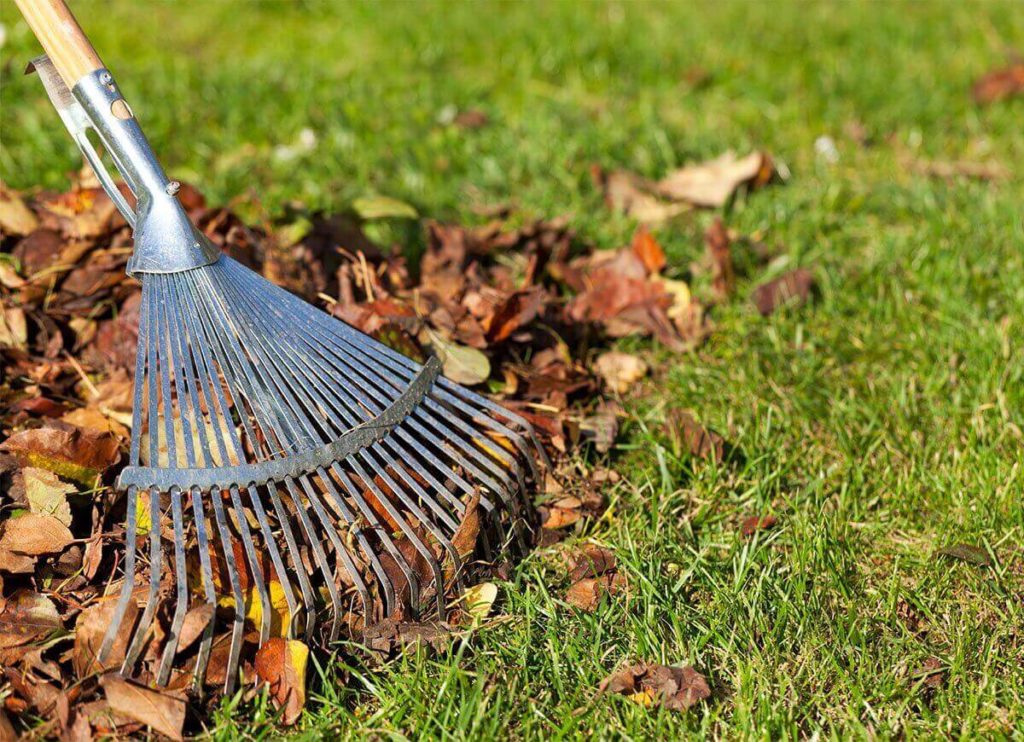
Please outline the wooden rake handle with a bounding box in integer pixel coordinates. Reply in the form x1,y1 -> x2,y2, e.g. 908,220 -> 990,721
15,0 -> 105,87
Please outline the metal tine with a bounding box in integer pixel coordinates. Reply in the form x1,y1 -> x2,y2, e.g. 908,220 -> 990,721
219,286 -> 465,587
189,487 -> 217,691
122,281 -> 170,674
299,469 -> 371,638
99,276 -> 152,663
156,486 -> 188,686
283,475 -> 345,640
227,484 -> 272,644
192,270 -> 377,623
121,486 -> 162,673
207,274 -> 417,617
208,485 -> 245,696
264,479 -> 317,638
186,269 -> 371,635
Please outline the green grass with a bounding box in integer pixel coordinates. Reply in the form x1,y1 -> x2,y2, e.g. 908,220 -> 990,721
3,1 -> 1023,738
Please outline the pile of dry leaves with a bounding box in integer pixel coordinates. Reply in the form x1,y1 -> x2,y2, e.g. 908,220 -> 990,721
0,145 -> 806,736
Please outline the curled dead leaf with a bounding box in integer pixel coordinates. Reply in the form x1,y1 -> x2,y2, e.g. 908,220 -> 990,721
751,268 -> 816,316
599,661 -> 711,712
593,351 -> 648,394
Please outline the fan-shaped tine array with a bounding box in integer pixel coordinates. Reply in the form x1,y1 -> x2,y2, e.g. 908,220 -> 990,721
98,257 -> 546,692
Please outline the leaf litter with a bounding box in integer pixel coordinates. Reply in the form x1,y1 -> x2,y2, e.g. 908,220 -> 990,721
0,156 -> 795,731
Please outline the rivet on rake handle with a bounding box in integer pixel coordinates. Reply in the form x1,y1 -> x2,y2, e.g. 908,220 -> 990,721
17,0 -> 547,697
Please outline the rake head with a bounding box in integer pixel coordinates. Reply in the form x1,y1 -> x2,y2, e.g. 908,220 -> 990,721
100,256 -> 545,693
24,51 -> 546,694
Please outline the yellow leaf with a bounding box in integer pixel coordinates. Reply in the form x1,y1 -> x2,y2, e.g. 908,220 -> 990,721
462,582 -> 498,620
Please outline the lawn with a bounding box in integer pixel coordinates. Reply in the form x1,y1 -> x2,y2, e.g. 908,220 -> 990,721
2,0 -> 1023,738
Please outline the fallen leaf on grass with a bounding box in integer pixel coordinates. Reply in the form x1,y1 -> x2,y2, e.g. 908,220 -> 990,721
566,572 -> 626,611
254,638 -> 309,725
599,662 -> 711,711
0,306 -> 28,350
657,150 -> 775,208
914,657 -> 945,691
461,582 -> 498,620
352,195 -> 418,220
595,168 -> 689,224
630,226 -> 666,274
567,544 -> 617,582
705,218 -> 735,298
593,351 -> 648,394
664,408 -> 726,463
751,268 -> 816,316
740,515 -> 777,537
972,61 -> 1024,104
912,159 -> 1009,181
578,411 -> 619,453
100,674 -> 185,741
937,543 -> 990,567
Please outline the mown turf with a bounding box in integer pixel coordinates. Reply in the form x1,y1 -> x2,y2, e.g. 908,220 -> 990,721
2,1 -> 1023,738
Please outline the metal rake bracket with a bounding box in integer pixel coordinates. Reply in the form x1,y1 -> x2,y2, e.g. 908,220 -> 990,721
116,357 -> 442,491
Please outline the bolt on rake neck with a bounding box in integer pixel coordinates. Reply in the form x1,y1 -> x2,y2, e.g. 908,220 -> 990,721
28,56 -> 221,277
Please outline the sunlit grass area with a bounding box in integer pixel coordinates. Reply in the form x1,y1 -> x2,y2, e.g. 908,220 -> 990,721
2,1 -> 1022,737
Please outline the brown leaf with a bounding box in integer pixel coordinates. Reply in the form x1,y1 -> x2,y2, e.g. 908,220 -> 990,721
657,151 -> 774,207
937,543 -> 991,567
253,638 -> 309,725
0,591 -> 62,658
593,351 -> 648,394
565,572 -> 626,611
972,62 -> 1024,104
751,268 -> 815,316
176,602 -> 215,654
0,422 -> 120,485
364,618 -> 453,655
567,545 -> 617,582
594,168 -> 689,224
483,288 -> 545,343
0,513 -> 73,561
599,662 -> 711,712
578,412 -> 619,453
915,657 -> 945,691
665,409 -> 726,462
541,506 -> 582,530
705,218 -> 735,298
451,492 -> 482,563
740,515 -> 777,537
100,674 -> 185,741
73,592 -> 142,677
630,225 -> 666,274
453,109 -> 489,129
0,183 -> 39,236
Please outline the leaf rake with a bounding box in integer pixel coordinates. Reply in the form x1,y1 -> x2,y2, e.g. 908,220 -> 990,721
16,0 -> 546,693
